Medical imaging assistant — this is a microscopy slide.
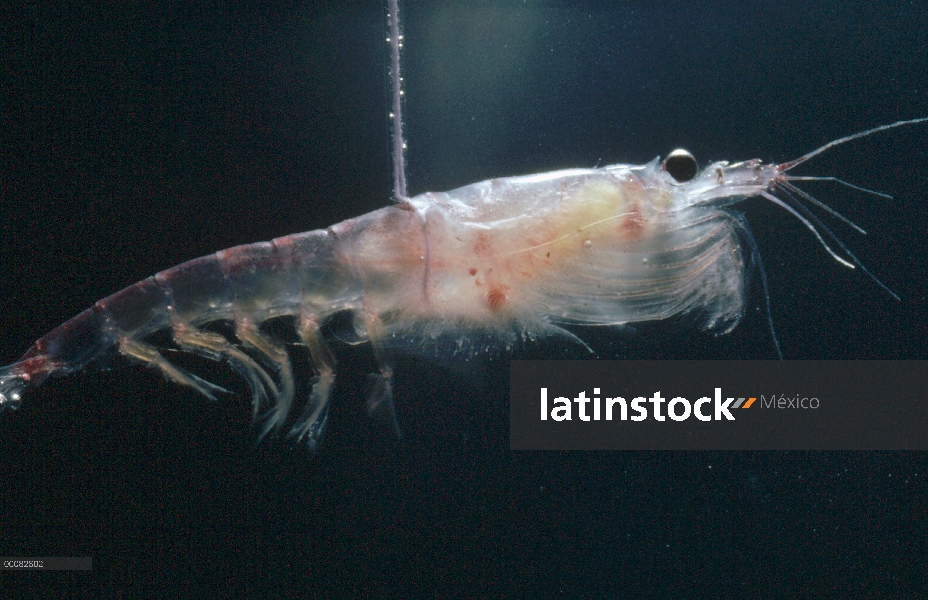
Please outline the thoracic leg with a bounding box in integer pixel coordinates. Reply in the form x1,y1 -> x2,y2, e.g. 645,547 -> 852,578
363,313 -> 402,439
117,335 -> 229,400
233,318 -> 296,440
291,313 -> 335,451
170,323 -> 279,419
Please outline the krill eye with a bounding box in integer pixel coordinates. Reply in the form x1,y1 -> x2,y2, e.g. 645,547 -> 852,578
663,148 -> 698,183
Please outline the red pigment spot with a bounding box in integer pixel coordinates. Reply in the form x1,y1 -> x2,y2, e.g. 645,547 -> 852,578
618,201 -> 645,240
486,288 -> 507,311
473,232 -> 490,254
16,354 -> 59,379
469,268 -> 477,276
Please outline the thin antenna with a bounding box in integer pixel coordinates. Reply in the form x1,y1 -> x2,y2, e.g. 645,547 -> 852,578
387,0 -> 407,200
778,116 -> 928,172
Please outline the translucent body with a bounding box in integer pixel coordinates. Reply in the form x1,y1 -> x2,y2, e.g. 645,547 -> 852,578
0,117 -> 925,448
374,162 -> 744,332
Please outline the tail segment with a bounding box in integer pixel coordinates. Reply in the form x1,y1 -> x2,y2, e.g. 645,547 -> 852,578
0,361 -> 35,413
0,305 -> 117,413
0,348 -> 73,413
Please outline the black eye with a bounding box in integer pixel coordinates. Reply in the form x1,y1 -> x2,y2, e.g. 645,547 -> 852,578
663,148 -> 698,183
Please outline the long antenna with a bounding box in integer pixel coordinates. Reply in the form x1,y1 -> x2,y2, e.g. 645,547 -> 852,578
777,116 -> 928,172
387,0 -> 407,200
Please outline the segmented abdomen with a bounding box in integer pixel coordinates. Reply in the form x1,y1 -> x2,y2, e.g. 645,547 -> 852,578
0,222 -> 365,447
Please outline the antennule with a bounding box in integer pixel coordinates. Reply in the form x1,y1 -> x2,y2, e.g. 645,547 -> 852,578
779,116 -> 928,172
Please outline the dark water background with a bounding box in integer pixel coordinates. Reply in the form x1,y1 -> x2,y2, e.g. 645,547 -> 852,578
1,1 -> 926,596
